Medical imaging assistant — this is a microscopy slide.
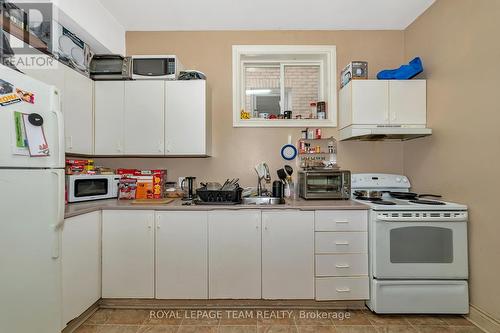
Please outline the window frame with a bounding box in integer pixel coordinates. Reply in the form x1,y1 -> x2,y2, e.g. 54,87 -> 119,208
232,45 -> 337,128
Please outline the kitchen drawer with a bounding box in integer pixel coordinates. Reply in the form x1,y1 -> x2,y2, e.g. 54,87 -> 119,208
315,232 -> 367,254
315,210 -> 367,231
315,254 -> 368,277
315,277 -> 369,300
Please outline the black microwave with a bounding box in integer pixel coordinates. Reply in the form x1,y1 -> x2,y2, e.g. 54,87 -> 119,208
131,55 -> 183,80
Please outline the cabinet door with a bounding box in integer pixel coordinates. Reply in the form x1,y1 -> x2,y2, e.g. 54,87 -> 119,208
208,210 -> 261,299
389,80 -> 426,125
22,55 -> 65,91
62,211 -> 101,325
155,211 -> 208,299
94,81 -> 124,155
165,80 -> 207,155
124,81 -> 164,155
63,66 -> 94,155
262,210 -> 314,299
102,210 -> 155,298
351,80 -> 389,125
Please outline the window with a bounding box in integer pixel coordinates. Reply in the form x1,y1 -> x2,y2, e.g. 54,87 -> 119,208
233,45 -> 337,127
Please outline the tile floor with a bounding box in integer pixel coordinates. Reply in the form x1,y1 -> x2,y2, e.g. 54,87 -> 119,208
74,308 -> 485,333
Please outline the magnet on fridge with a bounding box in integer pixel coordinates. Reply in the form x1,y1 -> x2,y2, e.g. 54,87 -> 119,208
28,113 -> 43,126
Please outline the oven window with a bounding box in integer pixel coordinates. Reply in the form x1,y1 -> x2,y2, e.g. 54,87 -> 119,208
133,59 -> 169,76
75,179 -> 108,197
390,226 -> 453,263
306,174 -> 341,193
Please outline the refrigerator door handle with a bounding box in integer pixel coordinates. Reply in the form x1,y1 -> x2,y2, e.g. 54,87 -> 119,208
51,170 -> 64,259
52,107 -> 65,166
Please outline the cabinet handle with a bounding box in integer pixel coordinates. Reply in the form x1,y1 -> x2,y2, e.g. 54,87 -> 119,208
335,241 -> 349,245
336,288 -> 351,293
335,220 -> 349,224
117,141 -> 122,152
158,140 -> 163,152
335,264 -> 350,268
67,136 -> 73,149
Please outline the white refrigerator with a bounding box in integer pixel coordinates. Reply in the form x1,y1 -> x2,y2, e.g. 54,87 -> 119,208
0,64 -> 65,333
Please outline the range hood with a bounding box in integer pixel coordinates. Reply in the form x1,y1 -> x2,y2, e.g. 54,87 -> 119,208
339,125 -> 432,141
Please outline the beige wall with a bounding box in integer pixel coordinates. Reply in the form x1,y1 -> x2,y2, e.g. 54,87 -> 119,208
403,0 -> 500,320
96,30 -> 405,186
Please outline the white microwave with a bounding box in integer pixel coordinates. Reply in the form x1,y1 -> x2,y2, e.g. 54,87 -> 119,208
66,174 -> 120,203
131,55 -> 183,80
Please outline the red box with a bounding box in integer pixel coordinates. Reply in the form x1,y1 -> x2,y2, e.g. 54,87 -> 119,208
117,169 -> 166,199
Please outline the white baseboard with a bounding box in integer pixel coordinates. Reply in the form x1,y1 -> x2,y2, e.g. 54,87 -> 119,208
468,305 -> 500,333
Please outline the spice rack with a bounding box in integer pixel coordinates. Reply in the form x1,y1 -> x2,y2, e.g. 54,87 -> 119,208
297,136 -> 337,169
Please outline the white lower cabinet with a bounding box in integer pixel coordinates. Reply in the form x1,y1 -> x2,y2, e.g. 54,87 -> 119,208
316,277 -> 369,300
102,210 -> 155,298
155,211 -> 208,299
262,210 -> 314,299
62,211 -> 101,326
314,210 -> 369,300
78,208 -> 368,302
208,210 -> 261,299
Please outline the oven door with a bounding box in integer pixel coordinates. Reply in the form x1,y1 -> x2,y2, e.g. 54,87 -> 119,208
372,212 -> 468,279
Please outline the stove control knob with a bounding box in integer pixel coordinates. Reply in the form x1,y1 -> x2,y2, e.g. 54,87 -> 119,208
396,177 -> 402,183
402,178 -> 408,183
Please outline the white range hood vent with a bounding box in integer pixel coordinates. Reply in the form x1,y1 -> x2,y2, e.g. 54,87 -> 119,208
339,125 -> 432,141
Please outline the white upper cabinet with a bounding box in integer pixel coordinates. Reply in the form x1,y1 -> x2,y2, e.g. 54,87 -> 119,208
389,80 -> 426,125
124,81 -> 165,155
339,79 -> 426,128
23,60 -> 94,155
155,211 -> 208,299
93,80 -> 210,156
339,80 -> 389,128
208,210 -> 261,299
165,80 -> 210,156
94,81 -> 124,155
63,66 -> 94,155
262,210 -> 314,299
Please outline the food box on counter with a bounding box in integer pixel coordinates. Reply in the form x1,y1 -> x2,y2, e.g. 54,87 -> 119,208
118,178 -> 137,200
117,169 -> 166,199
65,159 -> 94,174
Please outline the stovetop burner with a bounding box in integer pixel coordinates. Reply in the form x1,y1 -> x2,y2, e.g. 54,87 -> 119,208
409,199 -> 446,205
355,197 -> 397,205
372,200 -> 397,205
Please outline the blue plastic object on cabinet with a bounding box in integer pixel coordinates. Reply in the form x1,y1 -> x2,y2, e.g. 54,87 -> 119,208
377,57 -> 424,80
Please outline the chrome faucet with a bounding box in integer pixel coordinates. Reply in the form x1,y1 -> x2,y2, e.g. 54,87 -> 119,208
255,162 -> 271,196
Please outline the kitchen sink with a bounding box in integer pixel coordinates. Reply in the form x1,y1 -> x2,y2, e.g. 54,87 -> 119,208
241,197 -> 284,205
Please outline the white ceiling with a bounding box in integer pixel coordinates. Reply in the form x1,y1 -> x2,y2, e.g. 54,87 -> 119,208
98,0 -> 435,31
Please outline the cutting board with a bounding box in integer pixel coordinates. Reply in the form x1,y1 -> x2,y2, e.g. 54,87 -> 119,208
130,198 -> 174,205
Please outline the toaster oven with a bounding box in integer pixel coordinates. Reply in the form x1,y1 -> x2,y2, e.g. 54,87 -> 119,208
89,54 -> 132,80
298,169 -> 351,200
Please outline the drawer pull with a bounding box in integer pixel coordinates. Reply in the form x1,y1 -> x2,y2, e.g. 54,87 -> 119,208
335,264 -> 350,268
335,241 -> 350,245
336,288 -> 351,293
335,220 -> 349,224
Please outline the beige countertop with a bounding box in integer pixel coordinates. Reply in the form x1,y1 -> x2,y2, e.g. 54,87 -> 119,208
65,198 -> 369,219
